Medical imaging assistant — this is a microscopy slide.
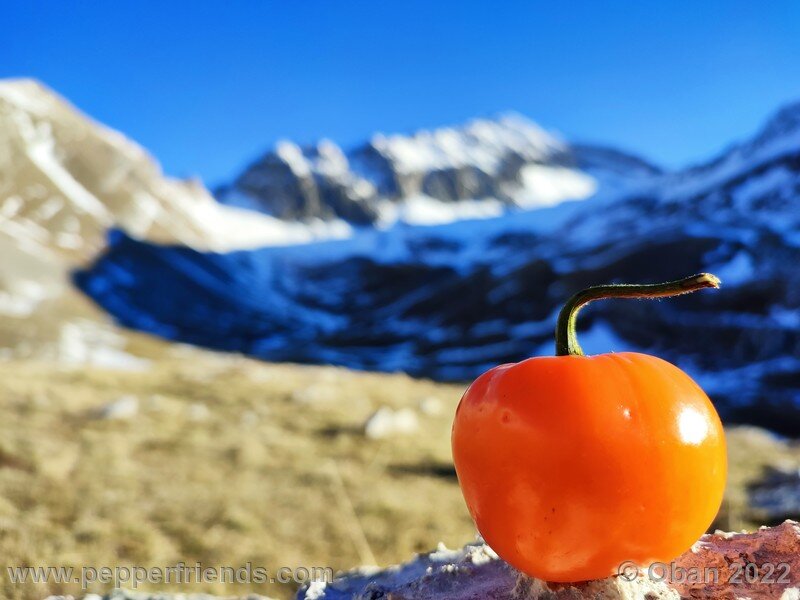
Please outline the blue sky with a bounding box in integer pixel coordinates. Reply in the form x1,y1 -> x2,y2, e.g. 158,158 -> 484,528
4,1 -> 800,186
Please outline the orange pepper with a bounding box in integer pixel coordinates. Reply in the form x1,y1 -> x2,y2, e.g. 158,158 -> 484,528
451,273 -> 727,582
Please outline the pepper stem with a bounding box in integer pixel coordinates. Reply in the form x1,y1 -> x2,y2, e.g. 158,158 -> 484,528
554,273 -> 721,357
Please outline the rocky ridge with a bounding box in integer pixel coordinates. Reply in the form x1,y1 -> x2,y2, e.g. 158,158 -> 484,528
216,114 -> 658,226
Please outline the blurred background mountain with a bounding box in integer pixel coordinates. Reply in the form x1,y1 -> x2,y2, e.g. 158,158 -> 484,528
3,76 -> 798,433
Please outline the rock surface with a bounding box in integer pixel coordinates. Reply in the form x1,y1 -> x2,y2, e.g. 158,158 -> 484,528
299,521 -> 800,599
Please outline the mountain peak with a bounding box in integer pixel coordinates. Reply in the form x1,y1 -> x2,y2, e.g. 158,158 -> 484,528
365,112 -> 566,176
219,113 -> 661,225
0,77 -> 48,96
753,100 -> 800,146
571,143 -> 664,177
0,76 -> 330,264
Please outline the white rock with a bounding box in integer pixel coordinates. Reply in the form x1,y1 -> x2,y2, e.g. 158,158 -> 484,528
418,396 -> 443,415
291,386 -> 334,405
364,407 -> 419,439
187,402 -> 210,422
240,410 -> 259,427
98,395 -> 139,420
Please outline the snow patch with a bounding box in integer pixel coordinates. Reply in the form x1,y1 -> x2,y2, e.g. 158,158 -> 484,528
377,195 -> 505,226
515,164 -> 598,208
97,395 -> 139,420
371,114 -> 564,175
713,251 -> 755,287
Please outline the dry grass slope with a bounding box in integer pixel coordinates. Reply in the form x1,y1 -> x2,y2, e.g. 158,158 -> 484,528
0,343 -> 470,599
0,337 -> 796,599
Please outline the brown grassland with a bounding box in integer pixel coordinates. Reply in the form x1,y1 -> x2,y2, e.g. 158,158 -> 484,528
0,330 -> 796,599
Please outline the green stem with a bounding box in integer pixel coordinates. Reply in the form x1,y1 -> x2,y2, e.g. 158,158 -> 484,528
554,273 -> 721,357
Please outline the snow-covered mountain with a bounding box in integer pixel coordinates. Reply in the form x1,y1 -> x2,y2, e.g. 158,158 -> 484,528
0,79 -> 353,317
79,101 -> 800,433
2,79 -> 798,433
216,114 -> 660,226
0,79 -> 358,365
